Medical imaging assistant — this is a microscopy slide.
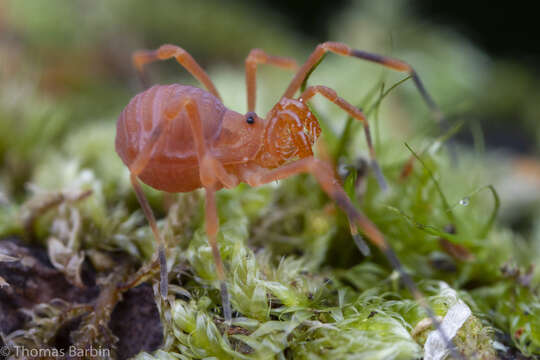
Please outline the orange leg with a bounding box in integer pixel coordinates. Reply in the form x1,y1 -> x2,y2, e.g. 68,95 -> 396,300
247,156 -> 459,358
184,99 -> 234,322
129,174 -> 168,299
204,187 -> 231,321
184,100 -> 238,190
133,44 -> 221,100
129,114 -> 175,299
245,48 -> 298,112
299,85 -> 387,190
283,42 -> 443,123
128,97 -> 236,305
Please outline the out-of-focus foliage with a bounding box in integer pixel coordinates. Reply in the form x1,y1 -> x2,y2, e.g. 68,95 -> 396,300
0,0 -> 539,359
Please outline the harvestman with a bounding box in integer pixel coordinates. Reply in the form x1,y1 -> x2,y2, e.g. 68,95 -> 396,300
115,42 -> 460,357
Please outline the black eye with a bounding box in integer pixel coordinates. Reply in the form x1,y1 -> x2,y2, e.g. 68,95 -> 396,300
246,112 -> 256,124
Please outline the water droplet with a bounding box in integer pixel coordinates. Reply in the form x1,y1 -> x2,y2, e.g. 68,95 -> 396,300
459,197 -> 469,206
337,163 -> 349,178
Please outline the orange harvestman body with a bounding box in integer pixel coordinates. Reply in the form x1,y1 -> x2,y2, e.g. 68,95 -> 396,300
115,42 -> 461,357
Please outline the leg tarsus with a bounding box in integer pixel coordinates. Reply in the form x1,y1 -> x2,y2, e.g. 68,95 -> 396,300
382,248 -> 462,359
370,159 -> 388,191
158,244 -> 168,299
130,174 -> 168,299
204,187 -> 232,322
350,224 -> 371,256
220,280 -> 232,323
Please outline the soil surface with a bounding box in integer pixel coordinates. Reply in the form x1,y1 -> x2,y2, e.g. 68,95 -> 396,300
0,238 -> 162,360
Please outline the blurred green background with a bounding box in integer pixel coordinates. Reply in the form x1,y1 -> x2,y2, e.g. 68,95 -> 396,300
3,0 -> 540,148
2,0 -> 538,223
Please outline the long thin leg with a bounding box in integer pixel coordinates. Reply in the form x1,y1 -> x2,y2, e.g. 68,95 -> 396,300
299,85 -> 387,190
246,156 -> 461,359
128,96 -> 236,308
283,42 -> 443,123
204,187 -> 231,321
130,174 -> 168,299
133,44 -> 221,100
245,48 -> 298,112
184,99 -> 234,322
128,119 -> 174,299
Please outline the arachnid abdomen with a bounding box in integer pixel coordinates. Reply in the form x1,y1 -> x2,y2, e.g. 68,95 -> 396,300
115,84 -> 226,192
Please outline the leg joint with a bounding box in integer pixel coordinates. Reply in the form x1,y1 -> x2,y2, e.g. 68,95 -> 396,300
199,155 -> 217,188
301,85 -> 337,102
316,85 -> 338,100
320,41 -> 350,55
246,48 -> 265,63
158,44 -> 185,59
